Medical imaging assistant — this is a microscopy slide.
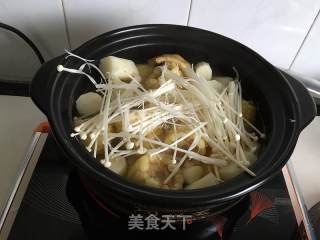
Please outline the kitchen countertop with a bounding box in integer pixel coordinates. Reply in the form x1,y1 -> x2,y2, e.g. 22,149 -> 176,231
0,95 -> 45,218
0,94 -> 319,216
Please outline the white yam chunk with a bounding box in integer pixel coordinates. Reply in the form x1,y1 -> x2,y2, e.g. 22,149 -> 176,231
76,92 -> 102,116
208,80 -> 225,93
182,166 -> 204,184
99,56 -> 140,82
195,62 -> 212,80
220,163 -> 243,180
245,149 -> 259,165
185,172 -> 219,190
109,156 -> 127,176
213,76 -> 233,87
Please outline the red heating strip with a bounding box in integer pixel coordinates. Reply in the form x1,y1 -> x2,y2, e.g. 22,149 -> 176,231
79,176 -> 120,218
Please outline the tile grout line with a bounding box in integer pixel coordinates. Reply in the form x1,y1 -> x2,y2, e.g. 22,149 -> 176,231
186,0 -> 193,26
289,8 -> 320,70
60,0 -> 72,50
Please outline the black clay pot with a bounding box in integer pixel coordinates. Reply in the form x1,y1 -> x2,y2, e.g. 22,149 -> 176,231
30,24 -> 316,218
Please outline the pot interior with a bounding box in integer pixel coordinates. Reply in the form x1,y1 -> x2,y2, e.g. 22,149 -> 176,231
49,25 -> 299,206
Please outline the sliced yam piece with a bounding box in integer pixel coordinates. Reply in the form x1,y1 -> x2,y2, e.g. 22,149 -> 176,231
182,159 -> 202,169
99,56 -> 140,83
213,76 -> 233,87
109,156 -> 127,176
220,163 -> 244,180
195,62 -> 212,80
182,165 -> 204,184
145,177 -> 161,188
207,80 -> 225,93
76,92 -> 102,116
185,172 -> 219,189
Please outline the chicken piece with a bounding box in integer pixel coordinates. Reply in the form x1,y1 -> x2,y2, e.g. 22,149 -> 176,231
137,64 -> 154,81
150,54 -> 191,77
135,126 -> 166,150
127,154 -> 184,189
145,126 -> 165,142
144,78 -> 160,90
113,109 -> 152,133
143,67 -> 161,90
164,126 -> 207,156
242,100 -> 256,129
143,54 -> 191,89
113,113 -> 138,133
169,64 -> 183,77
153,54 -> 191,69
113,110 -> 165,139
81,124 -> 114,156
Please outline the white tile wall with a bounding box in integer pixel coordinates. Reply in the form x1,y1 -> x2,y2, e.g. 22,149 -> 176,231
0,0 -> 69,82
1,0 -> 320,81
188,0 -> 320,69
63,0 -> 191,49
290,12 -> 320,80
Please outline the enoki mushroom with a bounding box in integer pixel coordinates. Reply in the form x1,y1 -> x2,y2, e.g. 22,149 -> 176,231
57,51 -> 265,189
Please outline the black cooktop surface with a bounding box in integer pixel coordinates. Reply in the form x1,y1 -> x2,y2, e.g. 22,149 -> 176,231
8,134 -> 302,240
